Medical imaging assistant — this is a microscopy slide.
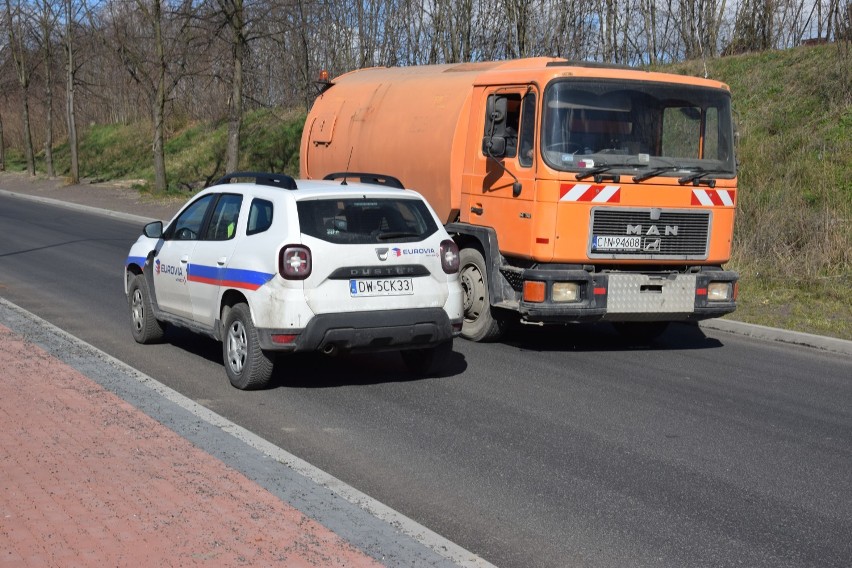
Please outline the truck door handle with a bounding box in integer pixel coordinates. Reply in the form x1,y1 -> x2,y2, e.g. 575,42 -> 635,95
217,257 -> 227,266
180,255 -> 189,263
470,205 -> 483,215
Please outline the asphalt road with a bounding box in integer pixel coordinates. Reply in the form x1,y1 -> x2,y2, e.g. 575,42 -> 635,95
2,194 -> 851,568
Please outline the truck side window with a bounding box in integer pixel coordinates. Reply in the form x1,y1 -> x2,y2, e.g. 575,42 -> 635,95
518,92 -> 536,168
483,93 -> 522,159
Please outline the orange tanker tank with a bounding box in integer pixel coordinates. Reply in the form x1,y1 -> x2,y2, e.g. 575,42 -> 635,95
301,58 -> 739,342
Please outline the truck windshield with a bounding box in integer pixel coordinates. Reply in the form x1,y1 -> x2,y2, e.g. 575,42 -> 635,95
541,79 -> 735,178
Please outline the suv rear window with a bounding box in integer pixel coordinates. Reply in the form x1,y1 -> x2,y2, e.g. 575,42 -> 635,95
298,198 -> 439,244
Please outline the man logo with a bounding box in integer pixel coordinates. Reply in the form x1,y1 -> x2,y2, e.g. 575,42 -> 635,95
375,248 -> 389,261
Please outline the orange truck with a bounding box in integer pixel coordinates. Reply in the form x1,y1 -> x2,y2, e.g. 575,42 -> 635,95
300,57 -> 738,341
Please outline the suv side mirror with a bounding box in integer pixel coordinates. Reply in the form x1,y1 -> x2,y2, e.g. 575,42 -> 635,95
143,221 -> 163,239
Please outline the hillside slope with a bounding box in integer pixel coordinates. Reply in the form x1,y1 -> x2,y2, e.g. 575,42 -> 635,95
666,43 -> 851,339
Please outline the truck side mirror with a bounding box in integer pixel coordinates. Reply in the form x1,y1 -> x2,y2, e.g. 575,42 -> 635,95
483,95 -> 508,158
483,135 -> 507,157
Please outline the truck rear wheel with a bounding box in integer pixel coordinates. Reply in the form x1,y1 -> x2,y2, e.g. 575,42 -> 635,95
459,248 -> 506,342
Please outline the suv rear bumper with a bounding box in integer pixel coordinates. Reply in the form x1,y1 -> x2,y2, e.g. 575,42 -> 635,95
257,308 -> 460,353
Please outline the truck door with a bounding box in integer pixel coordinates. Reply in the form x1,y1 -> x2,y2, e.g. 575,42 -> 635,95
469,87 -> 537,257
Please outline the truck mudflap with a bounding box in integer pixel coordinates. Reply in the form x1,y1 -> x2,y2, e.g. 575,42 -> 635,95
515,268 -> 738,324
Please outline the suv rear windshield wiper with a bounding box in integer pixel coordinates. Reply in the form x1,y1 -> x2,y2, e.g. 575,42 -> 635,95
375,231 -> 421,241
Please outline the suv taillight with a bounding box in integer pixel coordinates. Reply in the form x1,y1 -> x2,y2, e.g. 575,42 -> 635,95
279,245 -> 312,279
440,239 -> 460,274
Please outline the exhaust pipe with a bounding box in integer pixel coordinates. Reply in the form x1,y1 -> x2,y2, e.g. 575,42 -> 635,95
321,343 -> 338,356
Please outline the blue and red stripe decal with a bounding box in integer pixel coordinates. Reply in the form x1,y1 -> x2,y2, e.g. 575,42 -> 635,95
186,264 -> 274,291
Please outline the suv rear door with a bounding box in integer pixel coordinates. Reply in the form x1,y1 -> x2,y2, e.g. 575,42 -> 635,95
296,196 -> 449,314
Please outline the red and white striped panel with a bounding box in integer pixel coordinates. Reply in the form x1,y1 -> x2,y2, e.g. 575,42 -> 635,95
559,183 -> 621,203
691,188 -> 736,206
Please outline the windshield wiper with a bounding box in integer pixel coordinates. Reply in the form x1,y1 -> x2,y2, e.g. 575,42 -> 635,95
576,165 -> 618,181
678,169 -> 717,187
376,231 -> 420,241
632,166 -> 678,183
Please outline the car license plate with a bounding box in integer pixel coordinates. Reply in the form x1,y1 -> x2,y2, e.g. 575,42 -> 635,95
593,235 -> 641,251
349,278 -> 414,297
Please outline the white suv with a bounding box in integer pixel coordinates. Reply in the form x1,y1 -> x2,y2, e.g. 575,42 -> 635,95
125,172 -> 463,389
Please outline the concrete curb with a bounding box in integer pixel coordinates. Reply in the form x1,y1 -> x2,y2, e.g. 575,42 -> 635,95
699,318 -> 852,356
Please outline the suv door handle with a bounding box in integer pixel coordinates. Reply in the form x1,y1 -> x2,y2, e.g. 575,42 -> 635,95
180,255 -> 189,263
217,257 -> 227,266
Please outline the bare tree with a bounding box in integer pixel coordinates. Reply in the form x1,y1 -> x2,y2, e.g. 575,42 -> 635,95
34,0 -> 60,177
4,0 -> 36,175
102,0 -> 198,191
63,0 -> 79,183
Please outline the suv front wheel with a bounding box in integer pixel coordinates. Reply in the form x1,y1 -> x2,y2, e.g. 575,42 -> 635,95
223,303 -> 275,390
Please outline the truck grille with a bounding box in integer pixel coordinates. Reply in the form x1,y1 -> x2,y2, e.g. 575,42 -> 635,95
589,208 -> 710,260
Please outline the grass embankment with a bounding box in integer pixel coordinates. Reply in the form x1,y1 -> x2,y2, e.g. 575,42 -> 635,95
667,44 -> 851,339
4,45 -> 851,339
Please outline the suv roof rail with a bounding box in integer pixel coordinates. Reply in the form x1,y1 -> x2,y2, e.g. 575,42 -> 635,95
322,172 -> 405,189
214,171 -> 298,190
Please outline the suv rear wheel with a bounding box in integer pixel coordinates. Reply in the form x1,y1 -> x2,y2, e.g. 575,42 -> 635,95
223,303 -> 274,390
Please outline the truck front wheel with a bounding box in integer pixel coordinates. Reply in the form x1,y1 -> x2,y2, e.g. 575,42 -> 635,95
459,248 -> 506,342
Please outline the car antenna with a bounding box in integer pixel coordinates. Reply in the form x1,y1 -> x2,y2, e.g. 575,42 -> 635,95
341,148 -> 354,186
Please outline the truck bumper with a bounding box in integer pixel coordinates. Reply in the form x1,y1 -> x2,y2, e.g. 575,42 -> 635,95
514,268 -> 738,324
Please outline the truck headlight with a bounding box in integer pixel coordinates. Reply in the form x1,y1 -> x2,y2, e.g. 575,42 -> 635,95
553,282 -> 581,302
707,282 -> 732,301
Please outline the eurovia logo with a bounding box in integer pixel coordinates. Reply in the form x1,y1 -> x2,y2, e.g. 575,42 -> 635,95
155,258 -> 161,274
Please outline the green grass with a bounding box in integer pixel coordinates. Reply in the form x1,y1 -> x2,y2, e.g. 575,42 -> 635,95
15,44 -> 852,340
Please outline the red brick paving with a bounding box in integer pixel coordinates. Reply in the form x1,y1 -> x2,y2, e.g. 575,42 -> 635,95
0,324 -> 384,567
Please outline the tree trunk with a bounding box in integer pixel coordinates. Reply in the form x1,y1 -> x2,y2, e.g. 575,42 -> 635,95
43,18 -> 55,178
225,0 -> 245,174
66,0 -> 79,183
153,0 -> 167,192
0,115 -> 5,171
5,0 -> 36,176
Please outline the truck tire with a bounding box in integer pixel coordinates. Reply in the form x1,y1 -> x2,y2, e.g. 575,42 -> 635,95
222,303 -> 275,390
459,248 -> 506,342
401,340 -> 453,376
128,274 -> 165,344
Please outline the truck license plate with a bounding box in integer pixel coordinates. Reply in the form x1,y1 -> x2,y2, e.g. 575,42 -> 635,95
593,235 -> 641,251
349,278 -> 414,297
